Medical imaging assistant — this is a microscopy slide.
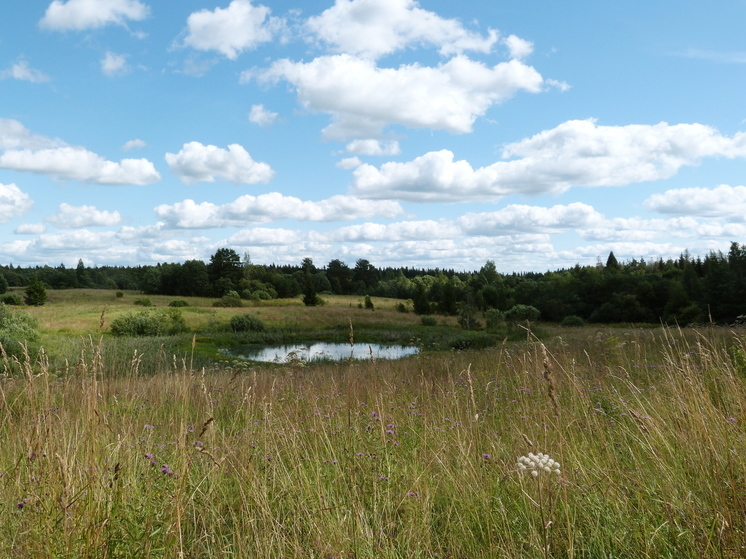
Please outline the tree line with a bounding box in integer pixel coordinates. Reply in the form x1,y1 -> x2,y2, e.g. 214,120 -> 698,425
2,243 -> 746,324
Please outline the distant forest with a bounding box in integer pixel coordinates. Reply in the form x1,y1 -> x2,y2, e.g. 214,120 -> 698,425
2,243 -> 746,325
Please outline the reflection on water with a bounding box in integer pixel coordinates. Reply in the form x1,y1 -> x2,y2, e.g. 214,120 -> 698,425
224,342 -> 419,363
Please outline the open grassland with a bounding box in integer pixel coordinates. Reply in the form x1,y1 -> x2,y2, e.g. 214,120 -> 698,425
0,320 -> 744,557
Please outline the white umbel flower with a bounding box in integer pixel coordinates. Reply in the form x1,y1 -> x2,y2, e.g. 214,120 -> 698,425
517,452 -> 561,477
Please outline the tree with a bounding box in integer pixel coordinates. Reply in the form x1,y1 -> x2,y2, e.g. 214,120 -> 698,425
0,274 -> 7,295
208,248 -> 243,293
24,277 -> 48,306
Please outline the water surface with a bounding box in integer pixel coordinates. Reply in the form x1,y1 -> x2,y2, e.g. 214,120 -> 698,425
224,342 -> 419,363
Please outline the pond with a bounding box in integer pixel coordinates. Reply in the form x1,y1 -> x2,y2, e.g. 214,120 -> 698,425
223,342 -> 420,363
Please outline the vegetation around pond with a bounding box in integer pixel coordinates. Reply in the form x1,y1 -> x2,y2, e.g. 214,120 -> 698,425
0,288 -> 744,557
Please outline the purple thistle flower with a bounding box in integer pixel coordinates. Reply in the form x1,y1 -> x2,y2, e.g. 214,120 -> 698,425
482,453 -> 492,460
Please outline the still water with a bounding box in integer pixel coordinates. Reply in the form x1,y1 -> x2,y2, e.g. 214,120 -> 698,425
224,342 -> 419,363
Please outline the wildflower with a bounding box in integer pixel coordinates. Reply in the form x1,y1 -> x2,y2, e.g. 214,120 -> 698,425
517,452 -> 561,477
160,464 -> 174,476
482,453 -> 492,460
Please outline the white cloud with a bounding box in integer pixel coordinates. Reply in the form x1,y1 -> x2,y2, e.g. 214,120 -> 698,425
248,104 -> 278,127
336,157 -> 362,169
227,227 -> 306,246
305,0 -> 499,60
644,185 -> 746,220
165,142 -> 274,185
101,51 -> 129,77
345,139 -> 400,156
14,223 -> 47,235
259,54 -> 543,138
503,35 -> 533,60
1,60 -> 51,83
0,183 -> 34,223
328,220 -> 459,242
0,146 -> 160,185
123,138 -> 147,150
154,192 -> 404,228
457,203 -> 603,235
182,0 -> 283,60
0,118 -> 62,150
351,120 -> 746,202
40,0 -> 150,31
46,203 -> 123,228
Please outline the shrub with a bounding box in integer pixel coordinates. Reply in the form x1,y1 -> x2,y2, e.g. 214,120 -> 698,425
420,316 -> 438,327
1,293 -> 22,306
230,313 -> 266,333
134,298 -> 153,307
561,315 -> 585,327
168,300 -> 190,308
212,291 -> 243,308
115,291 -> 124,298
484,309 -> 505,330
364,295 -> 375,310
504,304 -> 540,325
0,303 -> 41,361
396,302 -> 409,313
110,308 -> 187,337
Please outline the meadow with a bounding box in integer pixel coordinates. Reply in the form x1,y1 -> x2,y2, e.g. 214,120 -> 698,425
0,289 -> 744,557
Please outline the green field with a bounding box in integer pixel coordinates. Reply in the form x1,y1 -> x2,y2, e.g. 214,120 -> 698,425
0,291 -> 744,557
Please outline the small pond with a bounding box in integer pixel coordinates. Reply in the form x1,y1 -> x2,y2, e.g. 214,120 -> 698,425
223,342 -> 420,363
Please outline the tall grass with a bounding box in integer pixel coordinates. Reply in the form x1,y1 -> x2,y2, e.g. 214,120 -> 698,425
0,327 -> 744,558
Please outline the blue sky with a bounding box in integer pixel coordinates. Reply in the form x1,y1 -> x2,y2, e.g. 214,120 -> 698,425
1,0 -> 745,272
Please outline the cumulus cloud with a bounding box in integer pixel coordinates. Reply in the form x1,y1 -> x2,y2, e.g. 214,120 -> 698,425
0,118 -> 62,150
0,146 -> 160,185
1,60 -> 51,83
101,52 -> 129,76
503,35 -> 533,60
40,0 -> 150,31
182,0 -> 283,60
305,0 -> 499,60
644,185 -> 746,220
258,54 -> 543,138
0,183 -> 34,223
123,138 -> 147,150
165,142 -> 274,185
457,203 -> 603,235
14,223 -> 47,235
154,192 -> 404,227
248,104 -> 278,127
351,120 -> 746,202
336,157 -> 362,169
345,139 -> 400,156
46,203 -> 123,228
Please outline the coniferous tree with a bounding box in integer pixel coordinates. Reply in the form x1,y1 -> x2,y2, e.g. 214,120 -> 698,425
24,277 -> 47,306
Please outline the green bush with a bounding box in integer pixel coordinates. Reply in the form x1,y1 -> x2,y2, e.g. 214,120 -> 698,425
115,291 -> 124,298
364,295 -> 374,310
110,308 -> 187,337
396,302 -> 409,313
484,308 -> 505,330
1,293 -> 22,306
168,300 -> 190,308
504,304 -> 540,325
0,303 -> 40,360
420,316 -> 438,327
134,298 -> 153,307
213,291 -> 243,308
561,315 -> 585,327
230,313 -> 266,333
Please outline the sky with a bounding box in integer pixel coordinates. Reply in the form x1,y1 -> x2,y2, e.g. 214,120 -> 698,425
1,0 -> 746,273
